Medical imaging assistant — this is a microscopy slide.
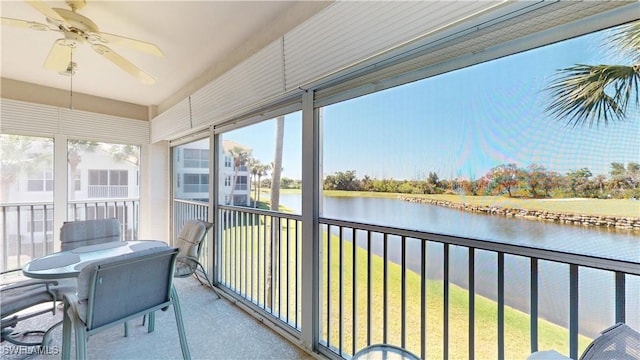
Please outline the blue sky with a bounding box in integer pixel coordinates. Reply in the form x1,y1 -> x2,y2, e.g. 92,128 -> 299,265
225,25 -> 639,181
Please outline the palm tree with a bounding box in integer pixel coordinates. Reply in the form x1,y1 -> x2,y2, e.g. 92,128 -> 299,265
0,135 -> 51,203
227,146 -> 251,206
545,21 -> 639,127
255,164 -> 270,204
266,115 -> 285,309
67,140 -> 100,200
247,157 -> 259,207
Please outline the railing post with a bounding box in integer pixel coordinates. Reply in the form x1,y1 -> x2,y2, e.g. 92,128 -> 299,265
444,243 -> 449,359
531,258 -> 539,353
469,247 -> 475,360
498,253 -> 505,360
301,90 -> 320,352
569,264 -> 579,359
615,272 -> 625,324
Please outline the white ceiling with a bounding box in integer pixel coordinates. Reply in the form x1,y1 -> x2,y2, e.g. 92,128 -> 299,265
0,1 -> 327,108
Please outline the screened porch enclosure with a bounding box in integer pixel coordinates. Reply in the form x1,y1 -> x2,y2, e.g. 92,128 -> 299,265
1,1 -> 639,359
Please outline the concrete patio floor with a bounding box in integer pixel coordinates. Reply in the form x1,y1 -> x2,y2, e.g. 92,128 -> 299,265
2,278 -> 314,360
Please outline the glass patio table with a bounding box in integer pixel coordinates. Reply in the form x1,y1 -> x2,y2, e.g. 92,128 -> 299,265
22,240 -> 170,279
352,344 -> 420,360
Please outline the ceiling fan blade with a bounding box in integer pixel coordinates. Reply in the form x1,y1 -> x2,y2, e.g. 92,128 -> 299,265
92,32 -> 164,57
1,17 -> 50,31
26,1 -> 68,25
44,39 -> 73,71
92,44 -> 156,84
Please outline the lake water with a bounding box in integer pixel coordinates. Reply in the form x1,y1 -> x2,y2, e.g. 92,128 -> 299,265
278,193 -> 640,337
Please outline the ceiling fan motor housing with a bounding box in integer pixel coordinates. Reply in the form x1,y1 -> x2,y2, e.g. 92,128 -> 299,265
51,8 -> 99,35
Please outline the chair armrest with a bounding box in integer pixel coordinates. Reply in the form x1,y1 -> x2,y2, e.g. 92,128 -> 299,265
62,292 -> 79,307
1,279 -> 59,292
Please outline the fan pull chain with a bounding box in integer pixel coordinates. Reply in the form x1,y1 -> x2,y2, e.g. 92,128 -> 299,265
188,96 -> 193,128
69,48 -> 74,110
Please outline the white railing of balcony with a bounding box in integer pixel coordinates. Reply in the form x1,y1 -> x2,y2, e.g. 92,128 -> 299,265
173,199 -> 210,239
173,199 -> 211,269
1,199 -> 140,273
1,202 -> 54,272
87,185 -> 130,198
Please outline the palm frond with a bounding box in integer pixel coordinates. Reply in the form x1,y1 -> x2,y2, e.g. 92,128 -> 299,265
545,64 -> 640,127
609,20 -> 640,63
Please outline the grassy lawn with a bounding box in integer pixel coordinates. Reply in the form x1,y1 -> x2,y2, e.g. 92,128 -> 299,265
221,218 -> 591,359
321,230 -> 591,359
271,189 -> 639,218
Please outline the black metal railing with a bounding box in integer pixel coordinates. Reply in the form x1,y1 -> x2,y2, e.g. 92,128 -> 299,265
317,218 -> 639,360
216,205 -> 302,334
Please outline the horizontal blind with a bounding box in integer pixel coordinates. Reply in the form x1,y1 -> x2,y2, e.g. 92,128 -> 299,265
314,1 -> 635,107
2,98 -> 149,145
60,108 -> 149,145
283,1 -> 501,91
190,40 -> 284,127
150,97 -> 191,143
0,98 -> 60,136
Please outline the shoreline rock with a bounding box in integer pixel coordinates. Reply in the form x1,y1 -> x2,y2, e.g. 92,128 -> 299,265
399,196 -> 640,231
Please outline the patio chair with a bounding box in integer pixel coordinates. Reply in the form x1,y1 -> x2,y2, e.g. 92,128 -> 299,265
60,218 -> 122,251
580,323 -> 640,360
528,323 -> 640,360
61,246 -> 190,360
1,272 -> 75,348
174,220 -> 219,298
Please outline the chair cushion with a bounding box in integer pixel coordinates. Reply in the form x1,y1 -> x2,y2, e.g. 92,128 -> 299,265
174,258 -> 198,277
176,221 -> 206,259
60,219 -> 121,251
75,245 -> 172,323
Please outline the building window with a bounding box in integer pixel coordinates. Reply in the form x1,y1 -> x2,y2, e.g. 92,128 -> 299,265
183,173 -> 209,193
88,169 -> 128,198
225,156 -> 232,168
184,149 -> 208,168
74,174 -> 81,191
235,176 -> 248,190
27,169 -> 53,192
224,176 -> 231,186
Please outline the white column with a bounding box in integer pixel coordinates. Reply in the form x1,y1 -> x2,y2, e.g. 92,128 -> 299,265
301,90 -> 320,351
140,141 -> 170,242
53,134 -> 68,251
208,127 -> 217,281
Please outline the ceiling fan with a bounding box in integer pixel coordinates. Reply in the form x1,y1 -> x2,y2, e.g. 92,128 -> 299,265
1,0 -> 163,84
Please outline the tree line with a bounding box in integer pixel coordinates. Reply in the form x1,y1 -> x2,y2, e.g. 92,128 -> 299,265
322,162 -> 640,199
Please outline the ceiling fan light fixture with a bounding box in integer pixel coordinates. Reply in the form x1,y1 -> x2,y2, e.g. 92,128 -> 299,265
59,61 -> 77,76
